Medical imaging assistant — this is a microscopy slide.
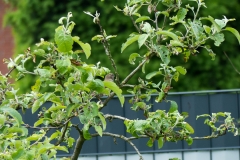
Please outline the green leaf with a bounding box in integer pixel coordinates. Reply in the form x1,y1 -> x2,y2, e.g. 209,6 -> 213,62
83,129 -> 92,140
0,106 -> 22,127
12,148 -> 24,160
138,34 -> 148,48
103,81 -> 125,107
55,26 -> 73,52
170,40 -> 183,47
32,93 -> 54,113
55,146 -> 69,153
34,69 -> 51,78
175,66 -> 187,75
66,104 -> 78,117
72,36 -> 91,59
0,114 -> 5,125
31,79 -> 42,92
135,16 -> 151,23
155,91 -> 165,102
86,79 -> 105,93
98,112 -> 107,130
67,137 -> 75,147
158,137 -> 164,149
129,53 -> 141,65
27,134 -> 42,141
203,25 -> 211,34
121,34 -> 140,53
196,114 -> 210,120
48,105 -> 66,112
94,125 -> 103,137
154,45 -> 170,65
210,33 -> 224,46
147,138 -> 153,147
33,49 -> 45,57
56,59 -> 71,75
216,112 -> 226,117
49,131 -> 60,141
189,21 -> 205,40
34,118 -> 44,127
200,16 -> 221,33
224,27 -> 240,44
146,71 -> 162,79
186,137 -> 193,145
156,29 -> 178,41
141,22 -> 152,33
185,122 -> 194,134
177,8 -> 187,21
168,101 -> 178,113
173,72 -> 179,82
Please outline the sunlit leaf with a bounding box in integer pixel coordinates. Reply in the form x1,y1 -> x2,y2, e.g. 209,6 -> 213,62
175,66 -> 187,75
121,34 -> 140,53
94,125 -> 103,137
55,26 -> 73,52
135,16 -> 151,23
156,29 -> 178,41
0,106 -> 22,127
138,34 -> 148,48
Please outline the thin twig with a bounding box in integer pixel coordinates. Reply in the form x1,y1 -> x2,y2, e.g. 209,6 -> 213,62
5,66 -> 16,78
91,132 -> 143,160
97,21 -> 120,84
104,114 -> 130,121
223,51 -> 240,75
130,15 -> 141,34
55,121 -> 69,146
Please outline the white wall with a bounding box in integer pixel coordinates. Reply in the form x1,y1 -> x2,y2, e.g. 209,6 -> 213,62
56,149 -> 240,160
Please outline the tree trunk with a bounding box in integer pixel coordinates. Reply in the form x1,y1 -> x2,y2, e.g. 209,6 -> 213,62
71,133 -> 85,160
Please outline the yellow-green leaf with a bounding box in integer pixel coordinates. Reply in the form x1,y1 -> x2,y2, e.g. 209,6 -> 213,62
103,81 -> 125,107
185,122 -> 194,134
158,137 -> 164,149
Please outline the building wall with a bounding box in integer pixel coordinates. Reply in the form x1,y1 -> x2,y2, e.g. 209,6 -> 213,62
0,0 -> 14,74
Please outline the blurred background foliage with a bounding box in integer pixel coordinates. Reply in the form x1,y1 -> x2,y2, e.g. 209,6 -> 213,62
3,0 -> 240,93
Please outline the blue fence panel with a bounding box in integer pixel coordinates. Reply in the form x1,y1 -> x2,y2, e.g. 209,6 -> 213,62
20,89 -> 240,156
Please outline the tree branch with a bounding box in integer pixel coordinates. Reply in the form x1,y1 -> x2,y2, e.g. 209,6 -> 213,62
120,58 -> 149,86
71,126 -> 85,160
91,132 -> 143,160
223,51 -> 240,75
